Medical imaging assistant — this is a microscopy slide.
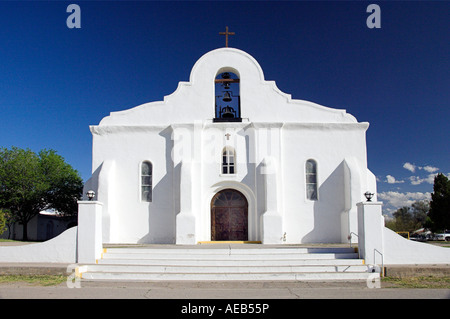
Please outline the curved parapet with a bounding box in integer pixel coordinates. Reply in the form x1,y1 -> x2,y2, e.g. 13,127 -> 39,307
94,48 -> 359,127
384,227 -> 450,264
0,227 -> 77,263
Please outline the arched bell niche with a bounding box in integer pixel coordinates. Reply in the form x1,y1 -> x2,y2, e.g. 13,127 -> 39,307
214,71 -> 242,122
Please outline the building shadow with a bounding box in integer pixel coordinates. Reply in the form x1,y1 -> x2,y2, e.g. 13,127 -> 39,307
302,161 -> 346,243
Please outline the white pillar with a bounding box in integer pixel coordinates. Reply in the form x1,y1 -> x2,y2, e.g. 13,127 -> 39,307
176,161 -> 196,244
77,201 -> 103,263
357,201 -> 384,265
261,157 -> 283,244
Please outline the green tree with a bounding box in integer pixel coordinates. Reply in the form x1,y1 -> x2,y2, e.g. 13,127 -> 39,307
428,173 -> 450,232
411,200 -> 430,227
0,208 -> 6,236
392,206 -> 415,232
1,208 -> 15,239
385,200 -> 430,233
0,147 -> 83,240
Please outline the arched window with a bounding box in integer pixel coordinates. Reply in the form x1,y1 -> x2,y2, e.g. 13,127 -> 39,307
305,159 -> 318,200
222,147 -> 235,174
214,72 -> 241,122
141,161 -> 152,202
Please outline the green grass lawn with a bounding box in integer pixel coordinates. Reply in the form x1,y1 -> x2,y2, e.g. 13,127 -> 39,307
0,274 -> 67,286
382,275 -> 450,289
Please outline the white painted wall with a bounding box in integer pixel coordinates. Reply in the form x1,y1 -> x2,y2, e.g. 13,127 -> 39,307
357,201 -> 450,265
384,227 -> 450,264
0,227 -> 77,263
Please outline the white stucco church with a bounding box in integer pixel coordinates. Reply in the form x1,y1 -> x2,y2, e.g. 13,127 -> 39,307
2,44 -> 448,268
83,46 -> 378,245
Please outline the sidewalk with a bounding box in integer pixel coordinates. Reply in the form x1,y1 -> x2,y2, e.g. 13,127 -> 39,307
1,279 -> 449,299
0,262 -> 449,299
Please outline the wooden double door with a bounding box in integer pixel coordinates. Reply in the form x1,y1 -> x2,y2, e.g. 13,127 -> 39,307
211,189 -> 248,241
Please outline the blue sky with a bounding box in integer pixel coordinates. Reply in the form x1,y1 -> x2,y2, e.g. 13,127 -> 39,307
0,1 -> 448,215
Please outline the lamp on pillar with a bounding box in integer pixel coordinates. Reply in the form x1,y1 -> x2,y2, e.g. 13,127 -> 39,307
364,191 -> 374,202
86,190 -> 96,201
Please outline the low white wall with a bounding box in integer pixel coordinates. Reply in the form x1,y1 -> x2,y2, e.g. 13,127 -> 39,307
0,227 -> 77,263
384,227 -> 450,265
358,201 -> 450,266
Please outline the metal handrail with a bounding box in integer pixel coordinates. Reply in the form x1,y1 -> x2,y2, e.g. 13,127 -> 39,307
348,232 -> 358,248
374,249 -> 385,277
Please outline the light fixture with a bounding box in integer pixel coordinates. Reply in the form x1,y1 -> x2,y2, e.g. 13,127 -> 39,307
86,190 -> 96,201
364,191 -> 374,202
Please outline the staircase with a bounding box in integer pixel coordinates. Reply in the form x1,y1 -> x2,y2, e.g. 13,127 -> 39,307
77,245 -> 380,281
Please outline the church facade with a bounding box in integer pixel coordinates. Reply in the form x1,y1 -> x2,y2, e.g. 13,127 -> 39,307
84,48 -> 377,245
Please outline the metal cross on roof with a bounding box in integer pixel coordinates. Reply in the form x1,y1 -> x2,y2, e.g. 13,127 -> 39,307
219,26 -> 235,47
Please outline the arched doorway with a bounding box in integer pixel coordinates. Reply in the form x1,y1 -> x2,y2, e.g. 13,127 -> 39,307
211,189 -> 248,241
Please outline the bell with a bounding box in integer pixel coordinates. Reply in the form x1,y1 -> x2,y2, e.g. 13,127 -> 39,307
221,106 -> 235,118
222,91 -> 232,102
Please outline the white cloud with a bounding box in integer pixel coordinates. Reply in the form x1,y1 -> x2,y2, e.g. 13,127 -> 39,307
408,173 -> 437,185
403,162 -> 440,174
386,175 -> 404,184
403,162 -> 416,173
401,162 -> 441,185
422,165 -> 439,173
378,191 -> 431,211
424,173 -> 438,184
409,176 -> 423,185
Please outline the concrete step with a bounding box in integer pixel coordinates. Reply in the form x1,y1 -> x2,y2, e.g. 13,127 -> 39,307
78,246 -> 376,282
80,271 -> 378,282
101,248 -> 359,261
101,253 -> 359,260
101,247 -> 357,255
83,264 -> 370,274
96,258 -> 365,266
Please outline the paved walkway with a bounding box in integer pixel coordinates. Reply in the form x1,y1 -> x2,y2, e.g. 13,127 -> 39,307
1,280 -> 449,299
0,262 -> 449,300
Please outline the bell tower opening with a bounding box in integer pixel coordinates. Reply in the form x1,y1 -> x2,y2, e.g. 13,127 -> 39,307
214,71 -> 241,122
